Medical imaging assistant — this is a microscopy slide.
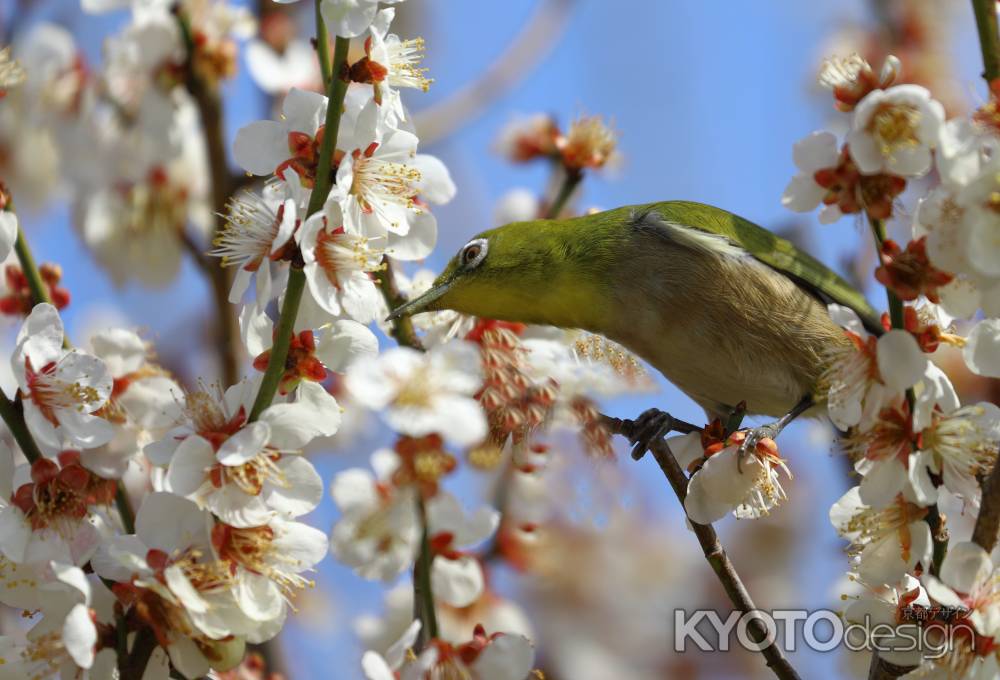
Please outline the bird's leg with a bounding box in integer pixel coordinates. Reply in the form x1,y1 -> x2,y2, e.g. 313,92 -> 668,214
736,394 -> 814,462
625,408 -> 687,461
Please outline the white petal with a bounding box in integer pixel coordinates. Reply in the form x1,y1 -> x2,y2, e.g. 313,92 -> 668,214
792,130 -> 839,172
135,492 -> 211,553
165,436 -> 215,497
473,634 -> 535,680
431,555 -> 484,607
233,120 -> 289,176
858,458 -> 907,509
316,320 -> 378,373
217,422 -> 271,466
964,319 -> 1000,377
877,330 -> 927,391
63,602 -> 97,668
260,381 -> 341,448
385,211 -> 437,260
90,328 -> 146,376
411,154 -> 456,205
330,468 -> 378,511
780,174 -> 825,213
666,432 -> 703,469
265,456 -> 323,517
0,212 -> 18,262
940,541 -> 993,594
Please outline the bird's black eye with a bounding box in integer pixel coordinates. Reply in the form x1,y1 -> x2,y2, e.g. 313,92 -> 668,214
460,238 -> 488,269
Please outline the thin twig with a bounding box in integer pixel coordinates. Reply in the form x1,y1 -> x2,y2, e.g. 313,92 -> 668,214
117,626 -> 157,680
602,414 -> 802,680
867,651 -> 915,680
543,169 -> 581,220
375,259 -> 425,351
176,11 -> 242,387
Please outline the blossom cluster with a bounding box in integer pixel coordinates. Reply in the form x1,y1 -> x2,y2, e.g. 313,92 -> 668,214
783,52 -> 1000,677
0,0 -> 655,677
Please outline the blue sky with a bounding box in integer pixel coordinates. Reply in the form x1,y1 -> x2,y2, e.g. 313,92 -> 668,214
10,0 -> 986,677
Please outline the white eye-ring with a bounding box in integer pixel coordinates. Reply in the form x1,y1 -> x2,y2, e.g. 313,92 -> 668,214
460,238 -> 488,269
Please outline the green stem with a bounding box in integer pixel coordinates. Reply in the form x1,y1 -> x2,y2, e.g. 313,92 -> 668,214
247,267 -> 305,421
0,392 -> 42,463
315,0 -> 333,86
869,217 -> 944,576
973,0 -> 1000,83
248,33 -> 351,422
307,37 -> 351,216
413,495 -> 439,648
13,224 -> 52,307
544,169 -> 582,219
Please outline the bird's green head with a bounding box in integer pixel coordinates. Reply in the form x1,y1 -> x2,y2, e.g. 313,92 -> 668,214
386,215 -> 621,328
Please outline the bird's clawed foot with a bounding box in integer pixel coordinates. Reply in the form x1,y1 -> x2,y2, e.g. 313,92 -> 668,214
736,422 -> 782,463
626,408 -> 678,461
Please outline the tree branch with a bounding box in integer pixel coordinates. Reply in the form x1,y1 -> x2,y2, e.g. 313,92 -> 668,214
867,651 -> 915,680
970,0 -> 1000,556
973,0 -> 1000,83
176,11 -> 242,387
601,414 -> 802,680
375,259 -> 424,351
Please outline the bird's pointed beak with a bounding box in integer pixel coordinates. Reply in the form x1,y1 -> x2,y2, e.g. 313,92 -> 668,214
385,280 -> 452,322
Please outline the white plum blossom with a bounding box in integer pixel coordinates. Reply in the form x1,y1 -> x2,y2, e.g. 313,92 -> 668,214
210,516 -> 328,626
321,0 -> 407,39
681,432 -> 791,524
329,451 -> 420,581
781,130 -> 843,223
346,341 -> 487,447
822,304 -> 928,431
909,402 -> 1000,508
233,87 -> 330,183
297,189 -> 384,324
147,378 -> 336,527
89,327 -> 183,430
903,542 -> 1000,679
0,448 -> 109,566
13,303 -> 114,450
246,38 -> 319,94
829,486 -> 932,586
335,100 -> 455,260
362,620 -> 424,680
92,492 -> 255,677
212,174 -> 305,305
843,573 -> 929,668
0,562 -> 101,677
425,492 -> 499,608
359,8 -> 431,123
847,84 -> 945,177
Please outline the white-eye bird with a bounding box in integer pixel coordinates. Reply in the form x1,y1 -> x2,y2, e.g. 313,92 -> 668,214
388,201 -> 880,456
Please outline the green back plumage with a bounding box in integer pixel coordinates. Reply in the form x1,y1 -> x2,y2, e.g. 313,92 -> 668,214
630,200 -> 881,331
